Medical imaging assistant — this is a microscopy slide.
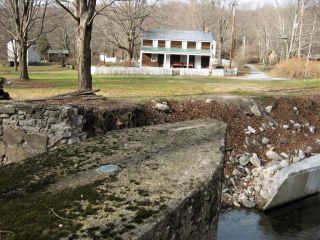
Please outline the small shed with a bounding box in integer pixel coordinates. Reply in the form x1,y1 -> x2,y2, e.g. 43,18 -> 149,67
47,49 -> 69,62
268,50 -> 279,65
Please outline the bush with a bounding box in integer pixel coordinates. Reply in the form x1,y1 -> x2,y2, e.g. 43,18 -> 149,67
271,58 -> 320,79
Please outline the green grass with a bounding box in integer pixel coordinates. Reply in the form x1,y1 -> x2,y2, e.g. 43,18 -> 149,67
1,64 -> 320,101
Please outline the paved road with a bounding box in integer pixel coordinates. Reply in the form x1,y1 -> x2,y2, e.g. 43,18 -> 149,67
236,64 -> 286,80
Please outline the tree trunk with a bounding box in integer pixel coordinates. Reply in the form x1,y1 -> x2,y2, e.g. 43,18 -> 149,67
216,41 -> 223,66
19,44 -> 29,80
76,21 -> 93,91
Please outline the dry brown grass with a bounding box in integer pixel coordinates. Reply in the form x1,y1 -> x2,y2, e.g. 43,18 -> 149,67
271,58 -> 320,79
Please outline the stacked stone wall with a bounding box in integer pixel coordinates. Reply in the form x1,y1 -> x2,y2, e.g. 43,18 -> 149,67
0,103 -> 86,164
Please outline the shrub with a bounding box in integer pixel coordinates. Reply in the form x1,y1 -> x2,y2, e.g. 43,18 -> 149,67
271,58 -> 320,79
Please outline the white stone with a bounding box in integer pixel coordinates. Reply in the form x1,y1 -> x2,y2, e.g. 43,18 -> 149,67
239,154 -> 250,166
292,156 -> 301,163
280,152 -> 289,159
250,153 -> 261,167
309,126 -> 316,134
252,167 -> 262,177
155,103 -> 170,112
250,105 -> 261,117
262,137 -> 270,144
283,125 -> 289,130
298,149 -> 305,159
247,126 -> 256,134
266,149 -> 283,161
205,98 -> 214,103
242,199 -> 255,208
232,169 -> 241,176
265,106 -> 273,114
293,123 -> 301,129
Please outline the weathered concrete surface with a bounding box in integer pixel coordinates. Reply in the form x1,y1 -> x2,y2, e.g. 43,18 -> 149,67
0,120 -> 226,240
262,155 -> 320,210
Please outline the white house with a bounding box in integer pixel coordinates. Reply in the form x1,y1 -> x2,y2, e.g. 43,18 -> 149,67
7,40 -> 40,66
140,29 -> 216,69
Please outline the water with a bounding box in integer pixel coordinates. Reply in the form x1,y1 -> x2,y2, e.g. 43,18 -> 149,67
217,194 -> 320,240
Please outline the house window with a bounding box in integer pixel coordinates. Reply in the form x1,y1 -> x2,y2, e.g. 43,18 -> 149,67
180,55 -> 187,63
151,54 -> 158,62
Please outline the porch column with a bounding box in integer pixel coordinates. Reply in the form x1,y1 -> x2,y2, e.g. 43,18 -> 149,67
164,53 -> 167,68
140,51 -> 143,67
187,55 -> 189,69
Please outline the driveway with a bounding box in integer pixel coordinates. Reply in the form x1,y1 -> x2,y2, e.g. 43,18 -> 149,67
236,64 -> 286,80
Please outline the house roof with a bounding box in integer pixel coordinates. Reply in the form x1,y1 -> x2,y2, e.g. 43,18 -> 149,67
141,29 -> 214,42
141,47 -> 213,56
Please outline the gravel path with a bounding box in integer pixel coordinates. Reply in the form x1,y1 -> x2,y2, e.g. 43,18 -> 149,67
237,64 -> 286,81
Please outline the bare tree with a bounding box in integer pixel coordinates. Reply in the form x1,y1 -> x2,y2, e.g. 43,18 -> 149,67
55,0 -> 115,90
0,0 -> 51,80
213,0 -> 237,66
99,0 -> 157,63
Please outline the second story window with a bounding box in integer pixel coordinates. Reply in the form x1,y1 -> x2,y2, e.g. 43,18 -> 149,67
202,42 -> 211,50
171,41 -> 182,48
143,39 -> 153,47
188,42 -> 196,49
158,40 -> 166,48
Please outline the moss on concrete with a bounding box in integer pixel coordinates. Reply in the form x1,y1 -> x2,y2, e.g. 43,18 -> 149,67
0,120 -> 226,240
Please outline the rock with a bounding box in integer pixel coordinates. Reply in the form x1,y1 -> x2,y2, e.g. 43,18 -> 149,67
280,138 -> 288,144
290,120 -> 295,124
268,122 -> 274,127
25,133 -> 48,152
252,139 -> 260,146
266,148 -> 283,161
305,146 -> 313,155
242,199 -> 255,208
250,153 -> 261,167
247,126 -> 256,134
239,153 -> 251,166
298,149 -> 305,159
232,169 -> 241,176
309,126 -> 316,134
0,105 -> 15,114
68,137 -> 80,145
233,201 -> 241,207
265,106 -> 273,114
292,156 -> 301,163
262,137 -> 270,145
155,103 -> 170,112
259,127 -> 264,132
293,123 -> 301,129
262,123 -> 268,129
205,98 -> 213,103
279,160 -> 289,167
283,125 -> 289,130
293,107 -> 298,111
316,139 -> 320,145
2,127 -> 26,145
5,144 -> 32,163
250,105 -> 261,117
280,152 -> 289,159
252,167 -> 262,177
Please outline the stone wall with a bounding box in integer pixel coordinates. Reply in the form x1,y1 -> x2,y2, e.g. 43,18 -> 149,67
0,103 -> 86,164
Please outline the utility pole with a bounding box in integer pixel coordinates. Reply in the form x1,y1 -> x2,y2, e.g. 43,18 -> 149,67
298,0 -> 304,58
229,3 -> 236,69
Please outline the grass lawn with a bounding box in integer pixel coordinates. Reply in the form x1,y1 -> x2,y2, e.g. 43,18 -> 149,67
1,64 -> 320,101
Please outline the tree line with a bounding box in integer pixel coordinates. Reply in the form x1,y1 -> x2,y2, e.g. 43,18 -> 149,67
0,0 -> 319,91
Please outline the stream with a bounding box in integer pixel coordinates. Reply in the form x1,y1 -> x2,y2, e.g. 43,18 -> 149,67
217,194 -> 320,240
